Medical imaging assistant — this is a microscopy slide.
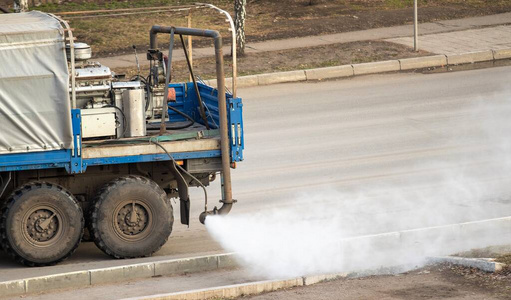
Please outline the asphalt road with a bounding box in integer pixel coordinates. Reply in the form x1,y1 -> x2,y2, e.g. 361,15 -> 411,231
2,65 -> 511,282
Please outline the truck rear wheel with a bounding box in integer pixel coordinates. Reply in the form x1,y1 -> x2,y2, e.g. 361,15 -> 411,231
89,176 -> 173,259
0,182 -> 84,266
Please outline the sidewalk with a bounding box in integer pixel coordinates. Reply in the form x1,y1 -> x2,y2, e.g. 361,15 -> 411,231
97,12 -> 511,69
387,25 -> 511,55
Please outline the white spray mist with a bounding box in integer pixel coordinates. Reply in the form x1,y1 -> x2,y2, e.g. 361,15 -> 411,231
206,96 -> 511,279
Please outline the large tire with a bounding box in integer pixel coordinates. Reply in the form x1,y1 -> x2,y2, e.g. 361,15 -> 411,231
0,182 -> 84,267
89,176 -> 173,259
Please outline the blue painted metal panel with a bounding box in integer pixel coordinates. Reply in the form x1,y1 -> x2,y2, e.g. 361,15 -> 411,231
228,97 -> 244,162
192,83 -> 244,162
0,150 -> 70,172
67,109 -> 84,174
167,83 -> 189,122
197,83 -> 220,128
0,110 -> 83,173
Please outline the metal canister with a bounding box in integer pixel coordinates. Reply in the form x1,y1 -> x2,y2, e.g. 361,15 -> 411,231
122,89 -> 146,137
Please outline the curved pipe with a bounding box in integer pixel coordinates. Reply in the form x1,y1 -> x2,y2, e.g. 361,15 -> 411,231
150,26 -> 234,224
199,202 -> 232,225
150,26 -> 221,50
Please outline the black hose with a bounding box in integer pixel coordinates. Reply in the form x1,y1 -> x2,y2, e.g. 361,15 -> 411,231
149,139 -> 209,212
144,80 -> 152,112
146,105 -> 195,130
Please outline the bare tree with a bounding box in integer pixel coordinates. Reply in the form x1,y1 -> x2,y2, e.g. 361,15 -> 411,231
13,0 -> 28,12
234,0 -> 246,56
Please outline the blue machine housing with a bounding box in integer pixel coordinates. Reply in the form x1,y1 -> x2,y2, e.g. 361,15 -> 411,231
0,82 -> 244,174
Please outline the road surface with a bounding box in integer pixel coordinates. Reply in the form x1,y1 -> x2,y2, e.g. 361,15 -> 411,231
1,65 -> 511,282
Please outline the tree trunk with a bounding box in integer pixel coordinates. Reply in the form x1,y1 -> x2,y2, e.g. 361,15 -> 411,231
14,0 -> 28,12
234,0 -> 246,56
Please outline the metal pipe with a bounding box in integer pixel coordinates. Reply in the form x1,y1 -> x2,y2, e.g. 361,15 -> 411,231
49,14 -> 76,108
160,27 -> 175,135
187,10 -> 193,83
150,26 -> 234,221
196,3 -> 237,98
414,0 -> 418,52
57,5 -> 198,15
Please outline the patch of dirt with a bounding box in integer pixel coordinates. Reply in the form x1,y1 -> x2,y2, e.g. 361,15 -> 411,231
241,264 -> 511,300
497,254 -> 511,266
245,0 -> 511,43
445,263 -> 511,299
4,0 -> 509,56
388,284 -> 461,299
112,40 -> 431,81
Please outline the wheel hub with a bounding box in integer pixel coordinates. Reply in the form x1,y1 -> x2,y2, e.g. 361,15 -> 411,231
116,203 -> 149,237
25,208 -> 60,244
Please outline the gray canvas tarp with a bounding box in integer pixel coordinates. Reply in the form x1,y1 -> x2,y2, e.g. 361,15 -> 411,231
0,11 -> 73,154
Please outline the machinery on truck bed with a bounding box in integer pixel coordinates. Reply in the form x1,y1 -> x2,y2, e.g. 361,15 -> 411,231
0,11 -> 244,266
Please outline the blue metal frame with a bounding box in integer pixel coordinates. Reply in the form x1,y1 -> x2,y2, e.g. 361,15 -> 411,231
67,109 -> 84,174
188,83 -> 244,162
0,150 -> 71,172
0,82 -> 244,174
228,97 -> 244,162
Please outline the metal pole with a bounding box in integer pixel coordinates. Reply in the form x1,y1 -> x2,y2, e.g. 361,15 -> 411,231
50,14 -> 77,109
13,0 -> 28,12
197,3 -> 237,98
160,28 -> 175,135
187,10 -> 193,82
414,0 -> 418,52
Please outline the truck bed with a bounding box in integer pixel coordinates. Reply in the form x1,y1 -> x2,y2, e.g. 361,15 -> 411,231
82,124 -> 220,159
0,82 -> 242,174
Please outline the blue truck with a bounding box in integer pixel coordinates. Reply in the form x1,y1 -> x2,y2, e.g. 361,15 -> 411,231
0,11 -> 243,266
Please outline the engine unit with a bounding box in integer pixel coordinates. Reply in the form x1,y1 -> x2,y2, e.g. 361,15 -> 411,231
66,43 -> 147,139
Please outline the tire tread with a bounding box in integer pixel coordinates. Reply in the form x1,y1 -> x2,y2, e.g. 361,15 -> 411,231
0,182 -> 84,267
89,175 -> 173,259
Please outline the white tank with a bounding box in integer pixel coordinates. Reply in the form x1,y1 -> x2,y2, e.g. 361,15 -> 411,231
122,89 -> 147,137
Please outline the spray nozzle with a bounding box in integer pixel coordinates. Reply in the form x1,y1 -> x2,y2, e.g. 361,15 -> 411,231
199,207 -> 218,225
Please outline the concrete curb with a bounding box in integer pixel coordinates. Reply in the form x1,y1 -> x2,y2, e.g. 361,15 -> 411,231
123,264 -> 431,300
427,256 -> 507,273
204,48 -> 511,88
123,273 -> 346,300
353,60 -> 401,76
123,216 -> 511,299
3,216 -> 508,298
446,50 -> 494,65
0,253 -> 238,298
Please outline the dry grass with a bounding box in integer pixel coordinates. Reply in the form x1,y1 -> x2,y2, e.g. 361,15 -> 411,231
3,0 -> 509,56
113,40 -> 431,82
496,254 -> 511,265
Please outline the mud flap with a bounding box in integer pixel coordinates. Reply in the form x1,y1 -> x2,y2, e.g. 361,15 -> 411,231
166,161 -> 190,226
180,196 -> 190,226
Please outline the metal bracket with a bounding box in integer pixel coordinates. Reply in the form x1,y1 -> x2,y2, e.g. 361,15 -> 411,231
66,109 -> 86,174
228,97 -> 244,162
